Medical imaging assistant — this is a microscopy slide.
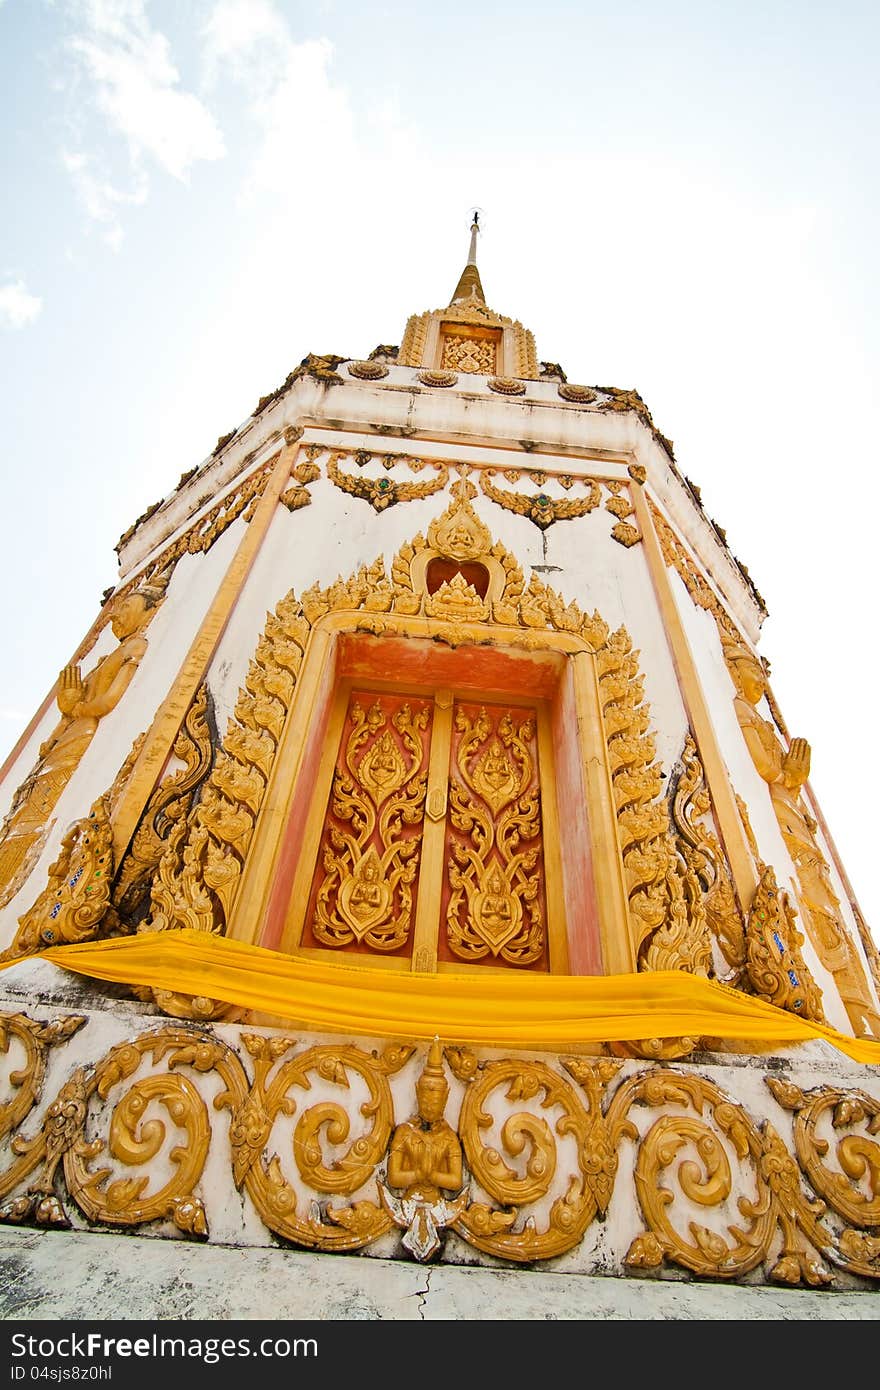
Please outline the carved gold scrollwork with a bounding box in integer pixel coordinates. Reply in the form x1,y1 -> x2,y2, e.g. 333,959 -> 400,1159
746,866 -> 826,1021
453,1057 -> 627,1262
616,1069 -> 779,1280
445,705 -> 546,965
0,1026 -> 233,1233
224,1037 -> 409,1251
143,592 -> 308,951
0,1014 -> 86,1219
326,450 -> 448,511
110,683 -> 215,931
598,630 -> 671,953
311,698 -> 431,951
0,1011 -> 877,1285
767,1076 -> 880,1280
669,734 -> 745,980
4,796 -> 115,961
441,336 -> 495,375
480,469 -> 603,530
61,1030 -> 235,1236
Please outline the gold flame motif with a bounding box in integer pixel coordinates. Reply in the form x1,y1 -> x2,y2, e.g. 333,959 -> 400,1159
445,704 -> 546,966
311,696 -> 431,951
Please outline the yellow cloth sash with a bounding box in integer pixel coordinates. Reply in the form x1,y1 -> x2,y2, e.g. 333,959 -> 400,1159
3,928 -> 880,1064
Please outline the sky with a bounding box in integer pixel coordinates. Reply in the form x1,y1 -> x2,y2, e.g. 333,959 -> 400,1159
1,0 -> 879,932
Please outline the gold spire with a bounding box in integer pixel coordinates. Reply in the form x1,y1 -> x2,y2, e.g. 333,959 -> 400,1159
449,211 -> 485,305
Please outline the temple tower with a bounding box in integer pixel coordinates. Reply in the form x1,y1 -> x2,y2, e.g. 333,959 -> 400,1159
0,220 -> 879,1313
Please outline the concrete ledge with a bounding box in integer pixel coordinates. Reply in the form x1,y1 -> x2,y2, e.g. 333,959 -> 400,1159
0,1227 -> 877,1322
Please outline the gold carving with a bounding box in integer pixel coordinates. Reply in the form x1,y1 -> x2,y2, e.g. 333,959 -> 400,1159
441,334 -> 495,375
417,370 -> 457,388
487,376 -> 526,395
453,1056 -> 617,1262
424,573 -> 487,623
611,521 -> 642,548
381,1039 -> 466,1260
326,450 -> 448,511
3,797 -> 114,960
399,313 -> 429,368
63,1030 -> 222,1235
480,469 -> 602,531
557,384 -> 598,404
426,490 -> 492,561
0,1014 -> 86,1185
746,865 -> 826,1021
0,1012 -> 878,1284
598,629 -> 672,955
723,635 -> 880,1038
598,386 -> 675,460
446,705 -> 545,965
137,590 -> 310,1018
109,683 -> 214,931
346,360 -> 389,380
225,1037 -> 405,1252
767,1075 -> 880,1280
625,1090 -> 776,1279
670,734 -> 745,981
400,299 -> 537,379
311,697 -> 431,951
0,572 -> 169,909
649,501 -> 745,644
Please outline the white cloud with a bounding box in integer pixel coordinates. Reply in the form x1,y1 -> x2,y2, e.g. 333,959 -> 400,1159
0,279 -> 43,329
68,0 -> 225,179
201,2 -> 358,200
62,149 -> 148,250
60,1 -> 225,241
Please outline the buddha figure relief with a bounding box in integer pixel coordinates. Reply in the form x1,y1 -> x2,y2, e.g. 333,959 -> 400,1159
380,1039 -> 466,1260
0,571 -> 170,910
722,634 -> 880,1038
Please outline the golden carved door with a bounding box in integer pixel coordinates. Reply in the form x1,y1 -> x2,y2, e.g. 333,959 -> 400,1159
285,682 -> 563,973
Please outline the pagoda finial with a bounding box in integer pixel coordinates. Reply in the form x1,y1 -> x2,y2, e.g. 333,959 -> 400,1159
450,209 -> 485,305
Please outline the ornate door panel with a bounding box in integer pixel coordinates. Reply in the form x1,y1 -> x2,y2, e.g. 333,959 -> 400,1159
294,684 -> 553,973
300,690 -> 433,958
441,700 -> 547,969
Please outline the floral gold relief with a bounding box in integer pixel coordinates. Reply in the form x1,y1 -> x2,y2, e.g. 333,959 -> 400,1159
3,797 -> 115,960
307,694 -> 432,954
746,865 -> 826,1021
445,703 -> 546,967
440,333 -> 496,375
0,1014 -> 876,1284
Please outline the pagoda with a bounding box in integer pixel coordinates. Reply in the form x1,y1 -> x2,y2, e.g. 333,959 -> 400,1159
0,218 -> 878,1317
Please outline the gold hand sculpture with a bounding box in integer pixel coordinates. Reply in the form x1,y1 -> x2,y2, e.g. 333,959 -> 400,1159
722,635 -> 880,1038
0,574 -> 169,911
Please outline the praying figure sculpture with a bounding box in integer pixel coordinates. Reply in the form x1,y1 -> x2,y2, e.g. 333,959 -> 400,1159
380,1038 -> 467,1260
0,572 -> 170,911
722,633 -> 880,1038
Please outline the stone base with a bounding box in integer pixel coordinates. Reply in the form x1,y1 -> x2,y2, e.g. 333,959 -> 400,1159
0,1226 -> 877,1321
